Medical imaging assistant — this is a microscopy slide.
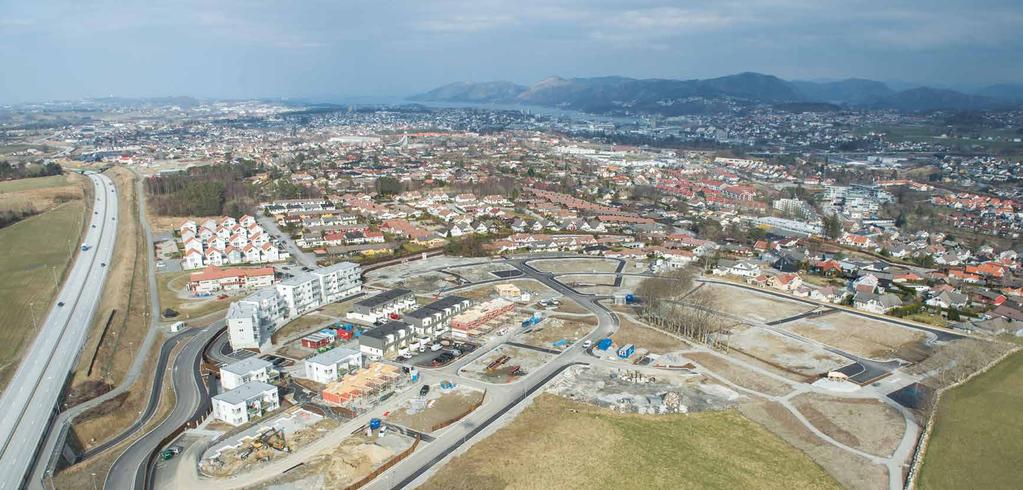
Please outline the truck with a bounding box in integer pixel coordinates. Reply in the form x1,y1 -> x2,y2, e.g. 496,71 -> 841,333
80,243 -> 90,252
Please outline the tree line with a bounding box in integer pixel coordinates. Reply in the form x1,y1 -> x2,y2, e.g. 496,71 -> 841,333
0,161 -> 63,180
634,267 -> 728,348
145,164 -> 258,216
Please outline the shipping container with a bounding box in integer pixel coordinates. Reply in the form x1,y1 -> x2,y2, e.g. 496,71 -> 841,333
617,344 -> 635,359
597,338 -> 613,351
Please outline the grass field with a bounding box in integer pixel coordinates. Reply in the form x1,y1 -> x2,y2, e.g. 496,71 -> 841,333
422,394 -> 839,490
917,350 -> 1023,489
0,200 -> 85,390
156,271 -> 230,319
0,175 -> 70,193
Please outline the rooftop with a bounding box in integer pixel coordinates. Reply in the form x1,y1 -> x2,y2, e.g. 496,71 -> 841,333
213,381 -> 277,405
221,357 -> 273,377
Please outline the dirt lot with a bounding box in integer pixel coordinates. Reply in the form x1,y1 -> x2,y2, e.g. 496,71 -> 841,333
783,313 -> 930,362
461,345 -> 555,384
739,401 -> 888,490
446,262 -> 519,283
529,257 -> 621,274
547,365 -> 744,414
386,385 -> 484,432
686,352 -> 794,397
515,315 -> 596,350
253,432 -> 415,489
454,278 -> 557,302
791,393 -> 905,457
556,273 -> 617,286
727,325 -> 849,378
422,393 -> 839,489
612,315 -> 690,354
364,255 -> 492,290
702,283 -> 814,322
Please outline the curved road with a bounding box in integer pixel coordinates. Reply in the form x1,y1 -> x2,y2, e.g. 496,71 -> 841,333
0,174 -> 118,489
105,323 -> 221,490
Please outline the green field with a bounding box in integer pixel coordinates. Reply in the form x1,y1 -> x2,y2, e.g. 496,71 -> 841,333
0,200 -> 85,390
422,394 -> 838,490
918,350 -> 1023,489
0,175 -> 71,193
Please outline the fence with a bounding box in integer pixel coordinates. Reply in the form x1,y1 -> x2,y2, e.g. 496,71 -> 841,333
902,346 -> 1020,489
344,436 -> 421,490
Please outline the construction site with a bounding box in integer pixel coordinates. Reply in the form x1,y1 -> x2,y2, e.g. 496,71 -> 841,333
199,408 -> 334,477
546,365 -> 745,414
461,345 -> 554,384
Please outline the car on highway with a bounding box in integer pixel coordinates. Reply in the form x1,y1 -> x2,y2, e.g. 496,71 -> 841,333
57,301 -> 65,307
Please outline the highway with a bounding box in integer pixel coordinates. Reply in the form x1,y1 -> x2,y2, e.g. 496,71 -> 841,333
0,173 -> 118,489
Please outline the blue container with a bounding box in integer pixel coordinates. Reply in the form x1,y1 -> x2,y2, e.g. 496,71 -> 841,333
521,319 -> 531,328
552,339 -> 568,347
597,338 -> 613,351
617,344 -> 635,359
369,418 -> 382,430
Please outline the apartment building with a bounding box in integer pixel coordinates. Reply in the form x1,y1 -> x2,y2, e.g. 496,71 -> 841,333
226,287 -> 286,350
402,295 -> 471,338
220,357 -> 275,390
347,289 -> 416,323
211,381 -> 280,426
187,266 -> 275,296
303,347 -> 362,384
227,262 -> 362,350
359,320 -> 414,359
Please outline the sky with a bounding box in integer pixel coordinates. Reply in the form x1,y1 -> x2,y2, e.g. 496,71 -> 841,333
1,0 -> 1022,103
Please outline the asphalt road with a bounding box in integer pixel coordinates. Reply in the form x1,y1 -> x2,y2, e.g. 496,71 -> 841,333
30,171 -> 168,488
0,174 -> 118,489
105,323 -> 221,490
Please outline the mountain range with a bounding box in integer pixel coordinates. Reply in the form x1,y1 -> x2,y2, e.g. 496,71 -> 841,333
411,73 -> 1023,114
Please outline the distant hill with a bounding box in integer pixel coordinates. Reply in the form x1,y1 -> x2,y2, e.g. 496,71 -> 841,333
413,73 -> 1018,114
869,87 -> 1011,112
410,81 -> 526,103
974,83 -> 1023,102
789,78 -> 893,105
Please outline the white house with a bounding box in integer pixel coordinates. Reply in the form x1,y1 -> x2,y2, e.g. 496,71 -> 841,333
220,357 -> 275,390
303,348 -> 362,384
211,381 -> 279,426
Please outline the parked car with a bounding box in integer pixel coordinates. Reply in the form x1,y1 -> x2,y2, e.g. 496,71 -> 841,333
582,340 -> 592,349
430,343 -> 442,351
419,385 -> 430,397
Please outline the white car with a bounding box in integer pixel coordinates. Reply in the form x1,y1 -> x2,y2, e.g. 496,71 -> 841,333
582,340 -> 593,349
431,343 -> 442,351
